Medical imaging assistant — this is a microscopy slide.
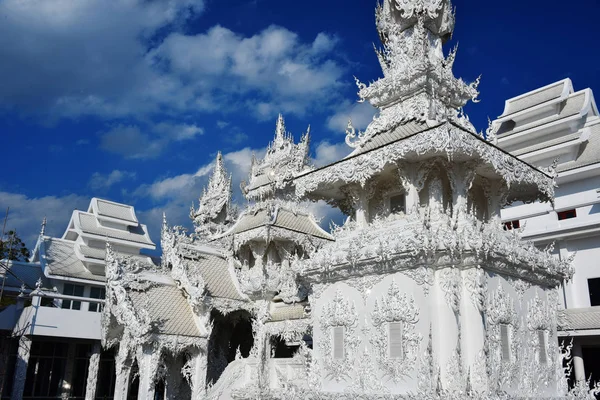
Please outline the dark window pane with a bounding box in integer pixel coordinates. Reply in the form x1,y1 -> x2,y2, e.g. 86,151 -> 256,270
390,195 -> 405,214
589,278 -> 600,306
558,209 -> 577,220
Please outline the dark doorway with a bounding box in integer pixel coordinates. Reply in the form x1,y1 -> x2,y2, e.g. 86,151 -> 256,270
206,309 -> 253,386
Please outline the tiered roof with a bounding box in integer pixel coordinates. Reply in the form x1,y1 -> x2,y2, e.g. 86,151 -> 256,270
190,152 -> 236,238
493,78 -> 600,174
242,114 -> 311,200
33,198 -> 157,283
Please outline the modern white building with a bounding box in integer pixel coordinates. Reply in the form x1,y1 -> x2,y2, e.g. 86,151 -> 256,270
492,78 -> 600,387
0,198 -> 156,399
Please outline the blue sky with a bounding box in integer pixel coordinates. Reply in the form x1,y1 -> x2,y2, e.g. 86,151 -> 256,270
1,0 -> 599,250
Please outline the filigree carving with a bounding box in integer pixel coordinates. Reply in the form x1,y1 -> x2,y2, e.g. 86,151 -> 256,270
370,280 -> 422,382
319,289 -> 360,382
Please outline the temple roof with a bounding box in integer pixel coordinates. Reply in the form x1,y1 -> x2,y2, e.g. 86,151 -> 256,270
41,237 -> 156,282
497,78 -> 573,119
558,306 -> 600,333
218,204 -> 334,242
493,79 -> 600,175
182,248 -> 247,301
295,120 -> 554,205
242,114 -> 312,200
128,283 -> 202,337
43,237 -> 105,282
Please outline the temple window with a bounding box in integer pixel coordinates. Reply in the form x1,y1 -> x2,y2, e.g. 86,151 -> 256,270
557,209 -> 577,220
61,283 -> 84,310
537,330 -> 547,364
88,286 -> 106,312
389,194 -> 406,214
500,323 -> 512,362
503,220 -> 520,230
332,326 -> 345,360
388,321 -> 404,359
588,278 -> 600,306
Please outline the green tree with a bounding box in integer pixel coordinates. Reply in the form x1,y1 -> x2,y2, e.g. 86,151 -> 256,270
0,230 -> 29,262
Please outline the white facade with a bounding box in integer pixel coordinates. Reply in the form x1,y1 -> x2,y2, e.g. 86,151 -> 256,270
0,198 -> 156,399
493,78 -> 600,385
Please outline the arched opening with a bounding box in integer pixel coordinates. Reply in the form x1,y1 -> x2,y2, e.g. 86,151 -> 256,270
127,359 -> 140,400
206,309 -> 254,386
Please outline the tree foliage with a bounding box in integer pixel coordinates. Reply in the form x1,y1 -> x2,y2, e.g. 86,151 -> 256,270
0,230 -> 29,262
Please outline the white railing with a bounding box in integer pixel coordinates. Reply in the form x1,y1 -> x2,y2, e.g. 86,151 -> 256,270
12,289 -> 105,340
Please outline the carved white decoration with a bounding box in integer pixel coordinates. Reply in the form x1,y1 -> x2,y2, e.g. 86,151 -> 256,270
370,280 -> 422,382
190,152 -> 237,240
319,289 -> 360,382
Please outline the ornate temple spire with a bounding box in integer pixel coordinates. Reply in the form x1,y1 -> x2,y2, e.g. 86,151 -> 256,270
348,0 -> 480,148
190,152 -> 236,239
242,114 -> 312,201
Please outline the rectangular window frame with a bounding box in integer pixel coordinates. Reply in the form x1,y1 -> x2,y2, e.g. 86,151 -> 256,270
537,329 -> 547,364
500,323 -> 512,362
388,321 -> 404,359
61,284 -> 84,311
88,286 -> 106,313
332,326 -> 345,360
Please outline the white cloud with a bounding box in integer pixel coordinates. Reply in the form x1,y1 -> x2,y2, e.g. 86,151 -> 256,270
99,122 -> 204,159
150,25 -> 346,118
313,140 -> 351,167
0,0 -> 204,119
0,191 -> 89,248
327,101 -> 378,133
89,170 -> 136,191
0,1 -> 346,125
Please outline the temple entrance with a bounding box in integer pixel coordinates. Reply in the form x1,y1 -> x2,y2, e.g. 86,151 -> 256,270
206,309 -> 253,385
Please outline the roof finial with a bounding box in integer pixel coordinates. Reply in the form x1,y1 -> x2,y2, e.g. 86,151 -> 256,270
275,114 -> 286,145
40,217 -> 47,236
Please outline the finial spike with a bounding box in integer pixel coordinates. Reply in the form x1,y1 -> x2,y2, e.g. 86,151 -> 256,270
40,217 -> 47,236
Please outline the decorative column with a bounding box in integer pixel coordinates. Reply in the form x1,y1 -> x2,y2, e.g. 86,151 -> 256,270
460,267 -> 487,392
190,349 -> 208,399
113,344 -> 132,400
448,162 -> 477,222
433,267 -> 461,391
61,342 -> 76,399
572,342 -> 585,382
10,335 -> 31,400
137,344 -> 161,400
482,179 -> 508,222
84,342 -> 101,400
397,161 -> 434,213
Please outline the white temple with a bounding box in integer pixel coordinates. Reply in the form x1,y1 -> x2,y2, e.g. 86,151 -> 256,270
1,0 -> 600,399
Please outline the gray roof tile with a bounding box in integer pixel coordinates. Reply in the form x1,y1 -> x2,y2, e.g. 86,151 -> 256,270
559,306 -> 600,331
501,81 -> 567,117
558,122 -> 600,172
78,212 -> 154,246
497,91 -> 587,138
44,238 -> 105,282
186,254 -> 246,301
129,285 -> 201,337
95,199 -> 138,223
351,120 -> 430,156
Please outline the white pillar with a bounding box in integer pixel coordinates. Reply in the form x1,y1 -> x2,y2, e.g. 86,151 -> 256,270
460,268 -> 487,392
61,342 -> 76,400
85,342 -> 101,400
355,190 -> 369,228
432,268 -> 460,390
572,342 -> 585,382
137,345 -> 161,400
10,335 -> 31,400
113,345 -> 131,400
191,350 -> 207,399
